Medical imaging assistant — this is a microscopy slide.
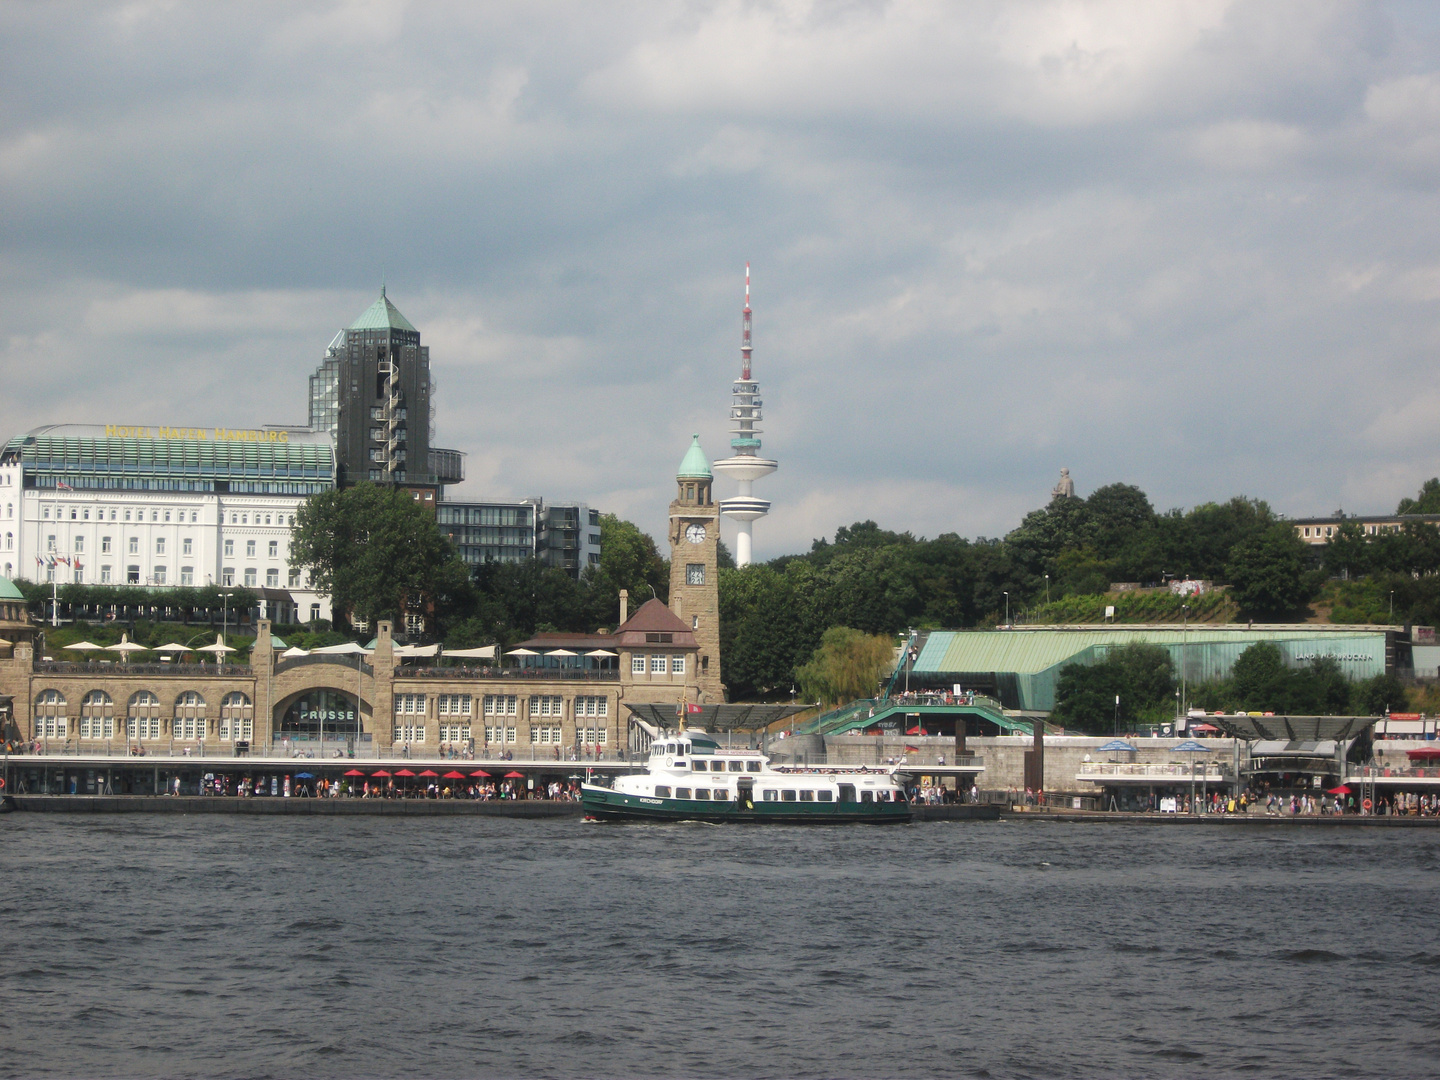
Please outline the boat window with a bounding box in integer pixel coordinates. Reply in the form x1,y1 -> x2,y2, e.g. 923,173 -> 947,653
799,790 -> 814,802
691,760 -> 707,772
713,788 -> 730,800
860,790 -> 873,803
763,789 -> 777,801
728,761 -> 744,772
781,790 -> 797,802
695,789 -> 710,800
838,784 -> 855,802
817,790 -> 833,802
655,785 -> 671,797
676,788 -> 691,799
746,761 -> 761,772
674,761 -> 686,769
683,743 -> 691,754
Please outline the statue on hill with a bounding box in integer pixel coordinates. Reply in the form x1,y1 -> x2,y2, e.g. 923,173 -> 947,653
1052,468 -> 1075,499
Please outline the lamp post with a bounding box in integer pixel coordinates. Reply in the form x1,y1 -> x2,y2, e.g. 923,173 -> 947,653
1003,591 -> 1010,628
1389,590 -> 1395,622
1114,694 -> 1120,737
1181,603 -> 1190,719
1045,574 -> 1050,606
220,591 -> 234,649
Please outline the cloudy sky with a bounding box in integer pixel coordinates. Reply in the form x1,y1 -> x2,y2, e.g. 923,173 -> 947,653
4,1 -> 1440,558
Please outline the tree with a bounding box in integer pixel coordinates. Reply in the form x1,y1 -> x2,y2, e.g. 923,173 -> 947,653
290,483 -> 470,634
795,627 -> 895,707
1397,478 -> 1440,515
1226,523 -> 1318,618
581,513 -> 667,627
1053,643 -> 1176,733
1230,642 -> 1288,709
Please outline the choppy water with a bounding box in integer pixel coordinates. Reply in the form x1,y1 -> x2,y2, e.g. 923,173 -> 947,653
2,816 -> 1438,1079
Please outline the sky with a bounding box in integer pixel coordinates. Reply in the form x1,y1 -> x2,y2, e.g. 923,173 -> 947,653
4,1 -> 1440,560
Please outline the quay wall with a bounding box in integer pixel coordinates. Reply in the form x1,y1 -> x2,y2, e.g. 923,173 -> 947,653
5,795 -> 583,816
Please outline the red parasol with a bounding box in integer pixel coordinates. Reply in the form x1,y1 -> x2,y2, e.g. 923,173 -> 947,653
1326,785 -> 1352,795
394,769 -> 416,777
418,769 -> 440,778
1405,747 -> 1440,760
504,771 -> 525,779
470,769 -> 492,778
371,769 -> 392,778
442,770 -> 466,779
343,769 -> 365,777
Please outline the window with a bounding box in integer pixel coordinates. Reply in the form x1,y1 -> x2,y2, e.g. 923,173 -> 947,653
266,569 -> 279,587
687,563 -> 705,585
73,536 -> 84,553
224,539 -> 234,557
101,536 -> 112,553
529,695 -> 562,717
127,566 -> 140,584
268,540 -> 278,557
393,725 -> 425,744
152,566 -> 166,585
244,568 -> 257,587
484,725 -> 517,744
747,761 -> 761,772
650,655 -> 667,674
817,790 -> 833,802
439,723 -> 471,744
394,693 -> 426,715
150,510 -> 158,522
644,632 -> 673,643
671,654 -> 686,674
579,726 -> 606,745
164,510 -> 171,522
655,786 -> 672,798
123,509 -> 130,521
180,567 -> 193,586
575,696 -> 608,717
127,537 -> 138,555
79,691 -> 114,739
221,568 -> 234,586
190,511 -> 198,523
691,760 -> 707,772
632,654 -> 646,674
33,690 -> 67,740
288,568 -> 300,587
728,760 -> 744,772
782,790 -> 797,801
220,693 -> 252,742
182,538 -> 193,555
676,788 -> 692,799
531,724 -> 563,744
127,691 -> 162,741
437,695 -> 471,716
175,691 -> 206,741
246,540 -> 256,557
46,534 -> 55,551
100,565 -> 111,584
42,506 -> 49,520
483,695 -> 517,716
799,790 -> 815,802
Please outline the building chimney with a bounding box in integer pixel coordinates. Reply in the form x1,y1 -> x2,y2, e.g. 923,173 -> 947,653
619,589 -> 628,625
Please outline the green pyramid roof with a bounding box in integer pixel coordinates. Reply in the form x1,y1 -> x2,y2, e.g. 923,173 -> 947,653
0,576 -> 24,601
348,286 -> 417,333
677,434 -> 711,479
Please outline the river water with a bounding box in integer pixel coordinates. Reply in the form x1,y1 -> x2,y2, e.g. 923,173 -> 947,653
2,816 -> 1437,1079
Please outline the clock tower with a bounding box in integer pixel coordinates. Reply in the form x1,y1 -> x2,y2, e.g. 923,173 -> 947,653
669,434 -> 724,702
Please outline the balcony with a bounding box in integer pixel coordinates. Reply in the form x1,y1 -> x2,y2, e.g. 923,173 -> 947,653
429,448 -> 466,484
1078,761 -> 1229,783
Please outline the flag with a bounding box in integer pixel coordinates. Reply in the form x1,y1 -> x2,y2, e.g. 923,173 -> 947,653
34,555 -> 42,566
685,703 -> 703,714
55,480 -> 72,491
55,555 -> 70,566
904,745 -> 920,753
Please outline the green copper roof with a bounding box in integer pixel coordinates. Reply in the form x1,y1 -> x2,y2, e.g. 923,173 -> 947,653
677,434 -> 711,479
0,576 -> 24,601
348,286 -> 417,333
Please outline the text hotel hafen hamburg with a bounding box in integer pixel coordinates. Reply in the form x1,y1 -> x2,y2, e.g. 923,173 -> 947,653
104,425 -> 291,443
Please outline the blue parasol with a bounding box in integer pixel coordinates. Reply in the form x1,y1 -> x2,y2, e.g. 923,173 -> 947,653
1096,739 -> 1138,753
1172,740 -> 1209,753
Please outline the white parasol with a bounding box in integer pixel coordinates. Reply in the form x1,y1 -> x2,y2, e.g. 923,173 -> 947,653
153,642 -> 194,654
546,648 -> 578,657
66,640 -> 105,653
584,649 -> 618,658
195,634 -> 236,655
105,634 -> 149,657
310,641 -> 371,655
444,645 -> 496,659
281,646 -> 310,658
505,648 -> 538,656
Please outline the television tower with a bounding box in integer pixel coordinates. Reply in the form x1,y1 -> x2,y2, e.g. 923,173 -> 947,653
714,264 -> 778,567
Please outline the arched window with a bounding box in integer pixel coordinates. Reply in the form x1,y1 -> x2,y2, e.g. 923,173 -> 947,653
220,692 -> 252,742
174,691 -> 206,741
33,689 -> 67,740
128,690 -> 161,741
79,690 -> 114,739
4,531 -> 11,549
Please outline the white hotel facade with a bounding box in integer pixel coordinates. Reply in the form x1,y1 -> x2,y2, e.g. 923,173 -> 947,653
0,424 -> 334,624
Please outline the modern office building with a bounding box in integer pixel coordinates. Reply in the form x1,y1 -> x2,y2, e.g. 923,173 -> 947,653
438,498 -> 601,578
0,424 -> 335,622
308,288 -> 465,495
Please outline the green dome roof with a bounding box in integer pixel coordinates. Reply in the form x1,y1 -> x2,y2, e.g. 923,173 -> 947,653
0,576 -> 24,601
677,434 -> 712,479
349,286 -> 417,333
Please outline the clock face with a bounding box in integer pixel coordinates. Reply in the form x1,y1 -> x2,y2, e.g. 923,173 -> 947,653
685,524 -> 707,544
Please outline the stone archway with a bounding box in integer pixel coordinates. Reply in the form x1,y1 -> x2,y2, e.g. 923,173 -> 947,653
270,684 -> 371,756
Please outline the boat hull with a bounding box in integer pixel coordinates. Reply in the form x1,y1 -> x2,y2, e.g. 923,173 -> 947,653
580,785 -> 912,824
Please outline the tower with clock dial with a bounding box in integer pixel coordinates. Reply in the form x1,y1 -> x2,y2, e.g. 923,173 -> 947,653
669,434 -> 724,702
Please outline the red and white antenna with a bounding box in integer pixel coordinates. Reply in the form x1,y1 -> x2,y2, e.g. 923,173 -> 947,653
741,262 -> 752,381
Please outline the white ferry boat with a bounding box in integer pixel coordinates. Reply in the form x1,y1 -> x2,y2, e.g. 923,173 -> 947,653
580,729 -> 911,823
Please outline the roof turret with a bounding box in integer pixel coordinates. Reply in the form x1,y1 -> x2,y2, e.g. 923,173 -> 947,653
348,286 -> 417,333
677,434 -> 712,480
0,576 -> 24,601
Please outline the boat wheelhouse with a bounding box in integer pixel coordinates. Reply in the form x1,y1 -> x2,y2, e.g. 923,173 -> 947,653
580,730 -> 910,823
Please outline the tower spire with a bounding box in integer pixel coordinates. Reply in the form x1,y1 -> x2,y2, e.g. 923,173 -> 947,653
741,262 -> 752,381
